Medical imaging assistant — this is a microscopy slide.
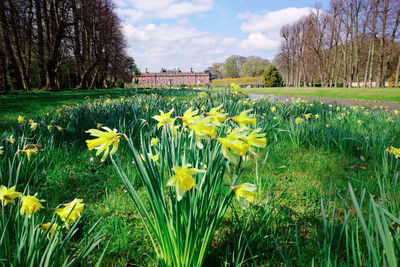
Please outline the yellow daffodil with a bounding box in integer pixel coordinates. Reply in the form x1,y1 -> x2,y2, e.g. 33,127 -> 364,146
181,107 -> 198,126
232,109 -> 256,127
205,105 -> 227,125
47,125 -> 52,131
106,98 -> 112,104
394,110 -> 398,115
304,114 -> 311,120
270,107 -> 276,112
18,116 -> 25,123
56,126 -> 62,131
85,127 -> 123,162
228,183 -> 256,209
140,153 -> 160,165
4,135 -> 15,143
0,146 -> 3,155
189,117 -> 217,149
20,193 -> 45,218
55,198 -> 84,228
0,185 -> 22,206
152,109 -> 174,128
387,146 -> 395,154
217,128 -> 249,163
315,114 -> 320,119
242,128 -> 267,155
19,148 -> 38,160
200,92 -> 208,97
230,83 -> 241,91
41,222 -> 59,239
386,117 -> 393,122
273,116 -> 277,120
30,122 -> 38,130
357,120 -> 363,126
97,123 -> 103,129
295,117 -> 304,124
167,164 -> 205,201
151,138 -> 159,146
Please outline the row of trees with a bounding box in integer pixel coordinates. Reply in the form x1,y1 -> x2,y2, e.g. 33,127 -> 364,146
0,0 -> 133,91
274,0 -> 400,87
206,55 -> 271,80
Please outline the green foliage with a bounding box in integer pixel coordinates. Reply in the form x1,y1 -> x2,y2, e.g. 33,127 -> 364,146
222,56 -> 240,78
263,65 -> 284,87
240,58 -> 269,77
2,88 -> 400,265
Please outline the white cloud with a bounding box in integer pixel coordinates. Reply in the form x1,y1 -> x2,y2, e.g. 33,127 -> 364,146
115,0 -> 213,23
237,7 -> 311,52
122,21 -> 237,72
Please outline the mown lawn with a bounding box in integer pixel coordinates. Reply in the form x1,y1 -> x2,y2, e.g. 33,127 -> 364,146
240,86 -> 400,102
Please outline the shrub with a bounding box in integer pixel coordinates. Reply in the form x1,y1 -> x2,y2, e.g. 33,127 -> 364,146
263,65 -> 283,87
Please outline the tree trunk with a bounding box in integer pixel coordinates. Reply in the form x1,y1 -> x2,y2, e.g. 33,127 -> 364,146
368,0 -> 379,88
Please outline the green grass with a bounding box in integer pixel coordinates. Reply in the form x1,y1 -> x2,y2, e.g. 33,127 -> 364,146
239,86 -> 400,102
2,89 -> 400,266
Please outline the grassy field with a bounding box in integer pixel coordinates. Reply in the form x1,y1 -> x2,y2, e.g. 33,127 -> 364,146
239,86 -> 400,102
1,88 -> 400,266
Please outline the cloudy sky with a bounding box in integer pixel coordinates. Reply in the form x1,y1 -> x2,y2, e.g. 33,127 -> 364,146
115,0 -> 330,72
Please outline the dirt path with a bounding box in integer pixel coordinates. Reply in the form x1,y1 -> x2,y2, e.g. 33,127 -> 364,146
248,93 -> 400,111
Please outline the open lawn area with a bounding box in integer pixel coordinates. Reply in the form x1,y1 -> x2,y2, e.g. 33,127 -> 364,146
2,88 -> 400,266
241,86 -> 400,102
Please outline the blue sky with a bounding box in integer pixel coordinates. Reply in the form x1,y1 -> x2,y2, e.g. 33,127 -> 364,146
115,0 -> 331,72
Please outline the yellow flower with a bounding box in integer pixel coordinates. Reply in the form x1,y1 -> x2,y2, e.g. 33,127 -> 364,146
0,146 -> 3,155
30,122 -> 38,130
152,109 -> 174,128
85,127 -> 122,162
270,107 -> 276,112
304,114 -> 311,120
387,146 -> 395,154
55,198 -> 84,228
18,116 -> 25,123
20,148 -> 38,160
315,114 -> 320,119
166,164 -> 205,201
20,193 -> 45,218
295,117 -> 304,124
232,109 -> 257,127
395,148 -> 400,158
386,117 -> 393,122
47,125 -> 52,131
205,104 -> 227,125
273,116 -> 277,120
0,185 -> 22,206
106,98 -> 112,104
217,128 -> 249,163
151,138 -> 159,146
41,222 -> 59,238
56,126 -> 62,131
242,128 -> 267,155
357,120 -> 363,126
189,117 -> 217,149
394,110 -> 399,115
336,107 -> 340,111
140,153 -> 160,165
228,183 -> 256,209
181,107 -> 198,126
200,92 -> 208,98
4,135 -> 15,143
230,83 -> 241,91
97,123 -> 103,129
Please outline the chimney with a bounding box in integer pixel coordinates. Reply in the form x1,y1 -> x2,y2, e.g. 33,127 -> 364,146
190,67 -> 193,73
145,68 -> 148,73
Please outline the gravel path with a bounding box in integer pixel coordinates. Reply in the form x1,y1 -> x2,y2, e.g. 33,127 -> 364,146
248,93 -> 400,111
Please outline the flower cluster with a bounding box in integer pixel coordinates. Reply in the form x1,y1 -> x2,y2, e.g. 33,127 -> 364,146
387,146 -> 400,158
1,184 -> 84,235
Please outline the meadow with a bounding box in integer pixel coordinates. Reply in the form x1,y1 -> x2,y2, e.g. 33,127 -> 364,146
1,86 -> 400,266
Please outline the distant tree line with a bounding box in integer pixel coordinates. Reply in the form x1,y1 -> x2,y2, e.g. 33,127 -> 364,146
0,0 -> 133,91
274,0 -> 400,87
205,55 -> 271,80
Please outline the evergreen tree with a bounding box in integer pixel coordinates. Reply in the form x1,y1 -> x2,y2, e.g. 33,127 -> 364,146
263,65 -> 284,87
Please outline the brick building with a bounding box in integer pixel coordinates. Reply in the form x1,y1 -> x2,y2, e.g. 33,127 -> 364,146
136,68 -> 210,87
